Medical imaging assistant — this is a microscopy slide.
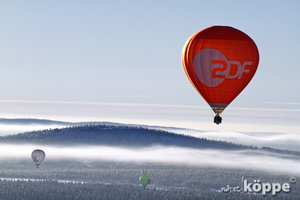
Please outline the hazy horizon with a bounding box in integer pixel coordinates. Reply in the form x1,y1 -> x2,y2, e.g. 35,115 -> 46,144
0,100 -> 299,135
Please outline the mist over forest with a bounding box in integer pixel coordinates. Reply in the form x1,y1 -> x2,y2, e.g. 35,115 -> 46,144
0,118 -> 299,199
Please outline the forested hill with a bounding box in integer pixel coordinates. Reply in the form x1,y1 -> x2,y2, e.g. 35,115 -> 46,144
0,125 -> 247,150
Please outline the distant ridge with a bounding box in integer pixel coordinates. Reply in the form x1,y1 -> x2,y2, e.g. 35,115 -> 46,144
0,119 -> 299,157
0,124 -> 246,150
0,118 -> 195,132
0,118 -> 72,125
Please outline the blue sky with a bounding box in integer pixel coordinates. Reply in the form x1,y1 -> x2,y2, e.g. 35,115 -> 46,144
0,0 -> 299,133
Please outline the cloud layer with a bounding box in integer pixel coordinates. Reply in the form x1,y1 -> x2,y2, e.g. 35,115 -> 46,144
1,144 -> 299,176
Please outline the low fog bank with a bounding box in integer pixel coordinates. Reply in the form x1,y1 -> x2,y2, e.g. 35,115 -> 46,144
0,124 -> 69,136
159,128 -> 300,151
1,144 -> 299,176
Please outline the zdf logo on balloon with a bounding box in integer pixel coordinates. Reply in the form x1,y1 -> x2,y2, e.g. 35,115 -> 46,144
193,48 -> 253,87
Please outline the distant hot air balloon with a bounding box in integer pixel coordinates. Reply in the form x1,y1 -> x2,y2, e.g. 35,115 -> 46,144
139,170 -> 150,188
31,149 -> 45,168
182,26 -> 259,124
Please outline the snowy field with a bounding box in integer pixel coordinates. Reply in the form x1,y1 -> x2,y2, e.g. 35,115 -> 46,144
0,159 -> 299,200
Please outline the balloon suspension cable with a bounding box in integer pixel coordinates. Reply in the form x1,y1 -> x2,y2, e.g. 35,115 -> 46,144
214,113 -> 222,125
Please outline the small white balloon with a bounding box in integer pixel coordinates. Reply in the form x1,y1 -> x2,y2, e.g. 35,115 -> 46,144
31,149 -> 45,168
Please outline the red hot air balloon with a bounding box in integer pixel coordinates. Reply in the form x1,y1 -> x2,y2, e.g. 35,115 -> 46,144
182,26 -> 259,124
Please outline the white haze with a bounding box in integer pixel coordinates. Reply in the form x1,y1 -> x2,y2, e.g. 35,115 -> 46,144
158,128 -> 300,151
1,144 -> 300,176
0,124 -> 68,136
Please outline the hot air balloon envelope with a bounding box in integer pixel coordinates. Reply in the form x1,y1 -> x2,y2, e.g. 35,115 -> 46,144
31,149 -> 45,168
182,26 -> 259,123
139,170 -> 150,188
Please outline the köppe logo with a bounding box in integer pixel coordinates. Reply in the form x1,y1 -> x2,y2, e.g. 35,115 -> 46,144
193,49 -> 253,87
221,176 -> 297,196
